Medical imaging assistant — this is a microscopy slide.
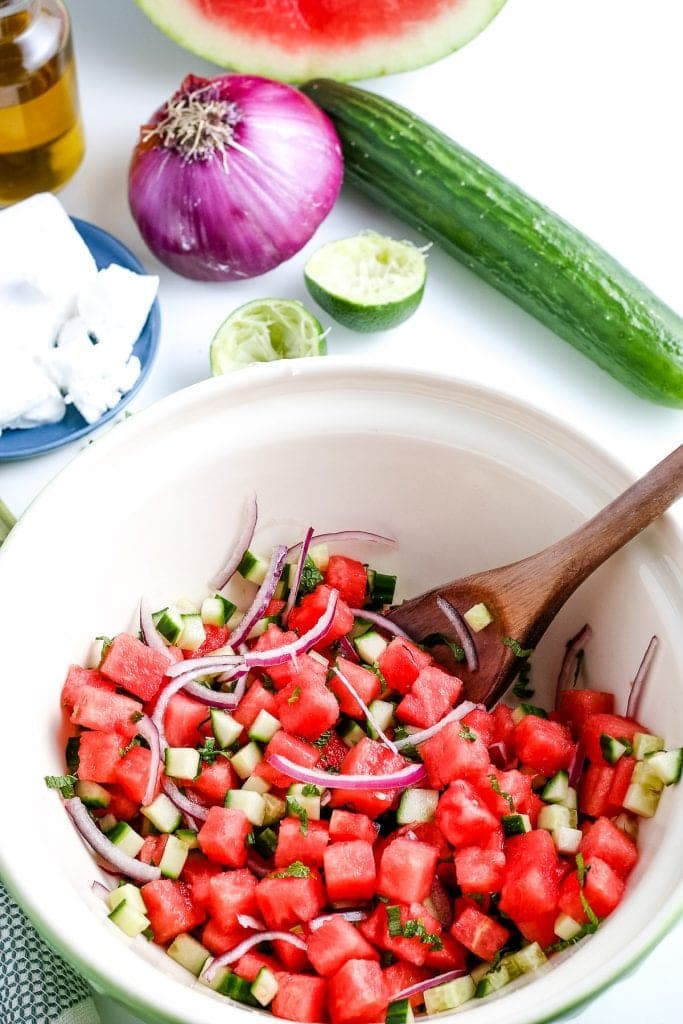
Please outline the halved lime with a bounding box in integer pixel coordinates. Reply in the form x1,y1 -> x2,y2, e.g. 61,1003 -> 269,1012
210,298 -> 326,375
304,231 -> 427,333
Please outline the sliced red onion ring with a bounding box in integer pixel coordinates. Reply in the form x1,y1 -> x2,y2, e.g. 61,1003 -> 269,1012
136,714 -> 161,807
337,635 -> 360,663
228,544 -> 288,647
65,797 -> 161,884
555,623 -> 593,705
391,968 -> 467,1003
309,910 -> 369,931
331,666 -> 398,754
568,743 -> 586,789
236,913 -> 266,931
245,589 -> 339,668
436,597 -> 478,672
202,931 -> 307,983
394,701 -> 478,750
626,635 -> 659,719
139,596 -> 172,656
91,879 -> 114,903
286,530 -> 396,558
350,607 -> 409,638
284,526 -> 314,621
166,653 -> 243,679
162,779 -> 209,822
210,491 -> 258,591
176,669 -> 248,709
267,753 -> 425,791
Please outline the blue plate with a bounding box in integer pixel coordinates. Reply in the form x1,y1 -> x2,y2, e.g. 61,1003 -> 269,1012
0,217 -> 161,462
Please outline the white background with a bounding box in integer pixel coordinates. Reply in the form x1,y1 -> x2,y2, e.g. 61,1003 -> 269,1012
2,0 -> 682,1021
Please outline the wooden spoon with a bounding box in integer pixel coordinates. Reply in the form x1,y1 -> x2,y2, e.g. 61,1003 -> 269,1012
387,445 -> 683,707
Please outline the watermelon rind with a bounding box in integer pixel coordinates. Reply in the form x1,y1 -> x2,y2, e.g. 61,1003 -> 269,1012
133,0 -> 507,83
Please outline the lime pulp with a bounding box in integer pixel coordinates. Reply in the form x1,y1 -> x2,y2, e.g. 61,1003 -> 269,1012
210,298 -> 326,375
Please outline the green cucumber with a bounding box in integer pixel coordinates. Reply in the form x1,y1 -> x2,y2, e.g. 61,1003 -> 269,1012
302,80 -> 683,407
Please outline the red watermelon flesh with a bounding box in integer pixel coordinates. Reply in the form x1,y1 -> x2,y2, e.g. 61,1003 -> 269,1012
134,0 -> 507,83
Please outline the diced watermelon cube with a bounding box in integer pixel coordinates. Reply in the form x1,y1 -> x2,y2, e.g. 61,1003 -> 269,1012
423,932 -> 468,971
316,731 -> 349,772
454,845 -> 505,894
499,830 -> 560,921
559,856 -> 625,921
579,763 -> 618,818
513,715 -> 576,775
76,730 -> 123,784
163,692 -> 210,747
377,837 -> 438,904
491,703 -> 516,748
327,959 -> 388,1024
233,950 -> 280,981
255,873 -> 326,929
100,632 -> 170,702
580,817 -> 638,879
189,624 -> 229,658
435,779 -> 500,846
608,756 -> 636,810
307,917 -> 379,977
257,730 -> 319,788
288,585 -> 354,647
557,689 -> 615,732
421,722 -> 491,788
276,677 -> 339,739
275,818 -> 330,869
207,868 -> 258,926
323,840 -> 376,903
396,665 -> 462,729
251,624 -> 299,687
373,903 -> 442,967
114,745 -> 156,804
197,806 -> 251,867
378,637 -> 431,694
141,879 -> 205,945
272,973 -> 328,1024
383,962 -> 431,1008
232,679 -> 277,728
139,835 -> 168,866
330,738 -> 408,817
329,810 -> 379,846
180,852 -> 223,910
395,822 -> 451,861
61,665 -> 115,707
451,904 -> 510,961
202,918 -> 249,955
324,555 -> 368,607
580,713 -> 644,765
515,909 -> 559,949
272,936 -> 311,972
328,658 -> 380,718
71,686 -> 142,739
183,758 -> 237,806
460,707 -> 496,747
104,785 -> 138,821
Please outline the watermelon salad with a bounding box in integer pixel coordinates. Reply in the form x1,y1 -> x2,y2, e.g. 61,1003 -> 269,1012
50,502 -> 682,1022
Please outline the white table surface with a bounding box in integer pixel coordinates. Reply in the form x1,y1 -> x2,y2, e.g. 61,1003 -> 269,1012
3,0 -> 683,1020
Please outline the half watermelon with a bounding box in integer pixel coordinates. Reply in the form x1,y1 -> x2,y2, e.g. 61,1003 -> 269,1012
134,0 -> 507,83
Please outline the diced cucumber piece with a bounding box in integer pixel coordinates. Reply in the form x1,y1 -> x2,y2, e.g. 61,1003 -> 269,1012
553,913 -> 584,941
463,602 -> 493,632
165,747 -> 201,779
612,812 -> 639,839
354,629 -> 388,664
178,613 -> 206,652
75,780 -> 111,809
242,774 -> 271,794
424,975 -> 475,1014
623,782 -> 662,818
600,734 -> 630,764
108,883 -> 146,916
99,813 -> 117,834
340,719 -> 366,747
367,568 -> 397,606
469,961 -> 492,985
309,543 -> 329,571
632,732 -> 665,760
176,598 -> 200,614
200,960 -> 232,992
248,709 -> 282,743
108,899 -> 150,938
160,834 -> 189,879
502,813 -> 531,836
538,804 -> 571,832
366,699 -> 395,739
396,788 -> 439,825
218,970 -> 259,1005
255,826 -> 279,858
562,786 -> 578,811
632,760 -> 665,792
286,793 -> 321,821
175,828 -> 199,850
65,735 -> 81,773
251,966 -> 280,1007
386,998 -> 414,1024
509,942 -> 547,974
201,594 -> 237,627
238,549 -> 269,585
153,605 -> 184,645
167,933 -> 210,976
511,703 -> 548,724
230,741 -> 263,779
225,789 -> 266,826
553,826 -> 583,855
141,793 -> 182,834
474,961 -> 511,998
107,821 -> 145,858
645,747 -> 683,785
262,793 -> 287,825
211,708 -> 243,748
541,770 -> 569,805
287,783 -> 321,796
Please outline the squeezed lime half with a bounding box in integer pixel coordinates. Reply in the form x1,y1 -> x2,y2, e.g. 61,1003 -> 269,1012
304,231 -> 427,333
210,298 -> 326,375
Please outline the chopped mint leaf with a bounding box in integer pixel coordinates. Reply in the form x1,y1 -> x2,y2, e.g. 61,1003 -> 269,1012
459,725 -> 477,742
197,736 -> 229,765
369,662 -> 389,695
271,861 -> 311,878
489,774 -> 514,811
423,633 -> 465,662
576,852 -> 588,887
301,784 -> 321,796
287,686 -> 301,704
385,905 -> 441,948
298,556 -> 323,597
119,736 -> 141,757
503,637 -> 534,659
386,905 -> 402,937
313,729 -> 332,749
44,774 -> 77,798
287,797 -> 309,836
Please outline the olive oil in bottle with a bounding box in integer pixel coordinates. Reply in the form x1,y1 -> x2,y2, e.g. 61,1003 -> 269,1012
0,0 -> 84,204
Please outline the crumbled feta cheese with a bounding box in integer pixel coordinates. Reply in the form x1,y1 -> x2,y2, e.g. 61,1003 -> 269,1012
0,194 -> 159,438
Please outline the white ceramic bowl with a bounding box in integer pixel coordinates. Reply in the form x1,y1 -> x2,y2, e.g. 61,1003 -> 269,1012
1,360 -> 682,1024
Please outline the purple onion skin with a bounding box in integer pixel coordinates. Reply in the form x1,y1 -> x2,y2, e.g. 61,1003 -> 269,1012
129,74 -> 343,281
